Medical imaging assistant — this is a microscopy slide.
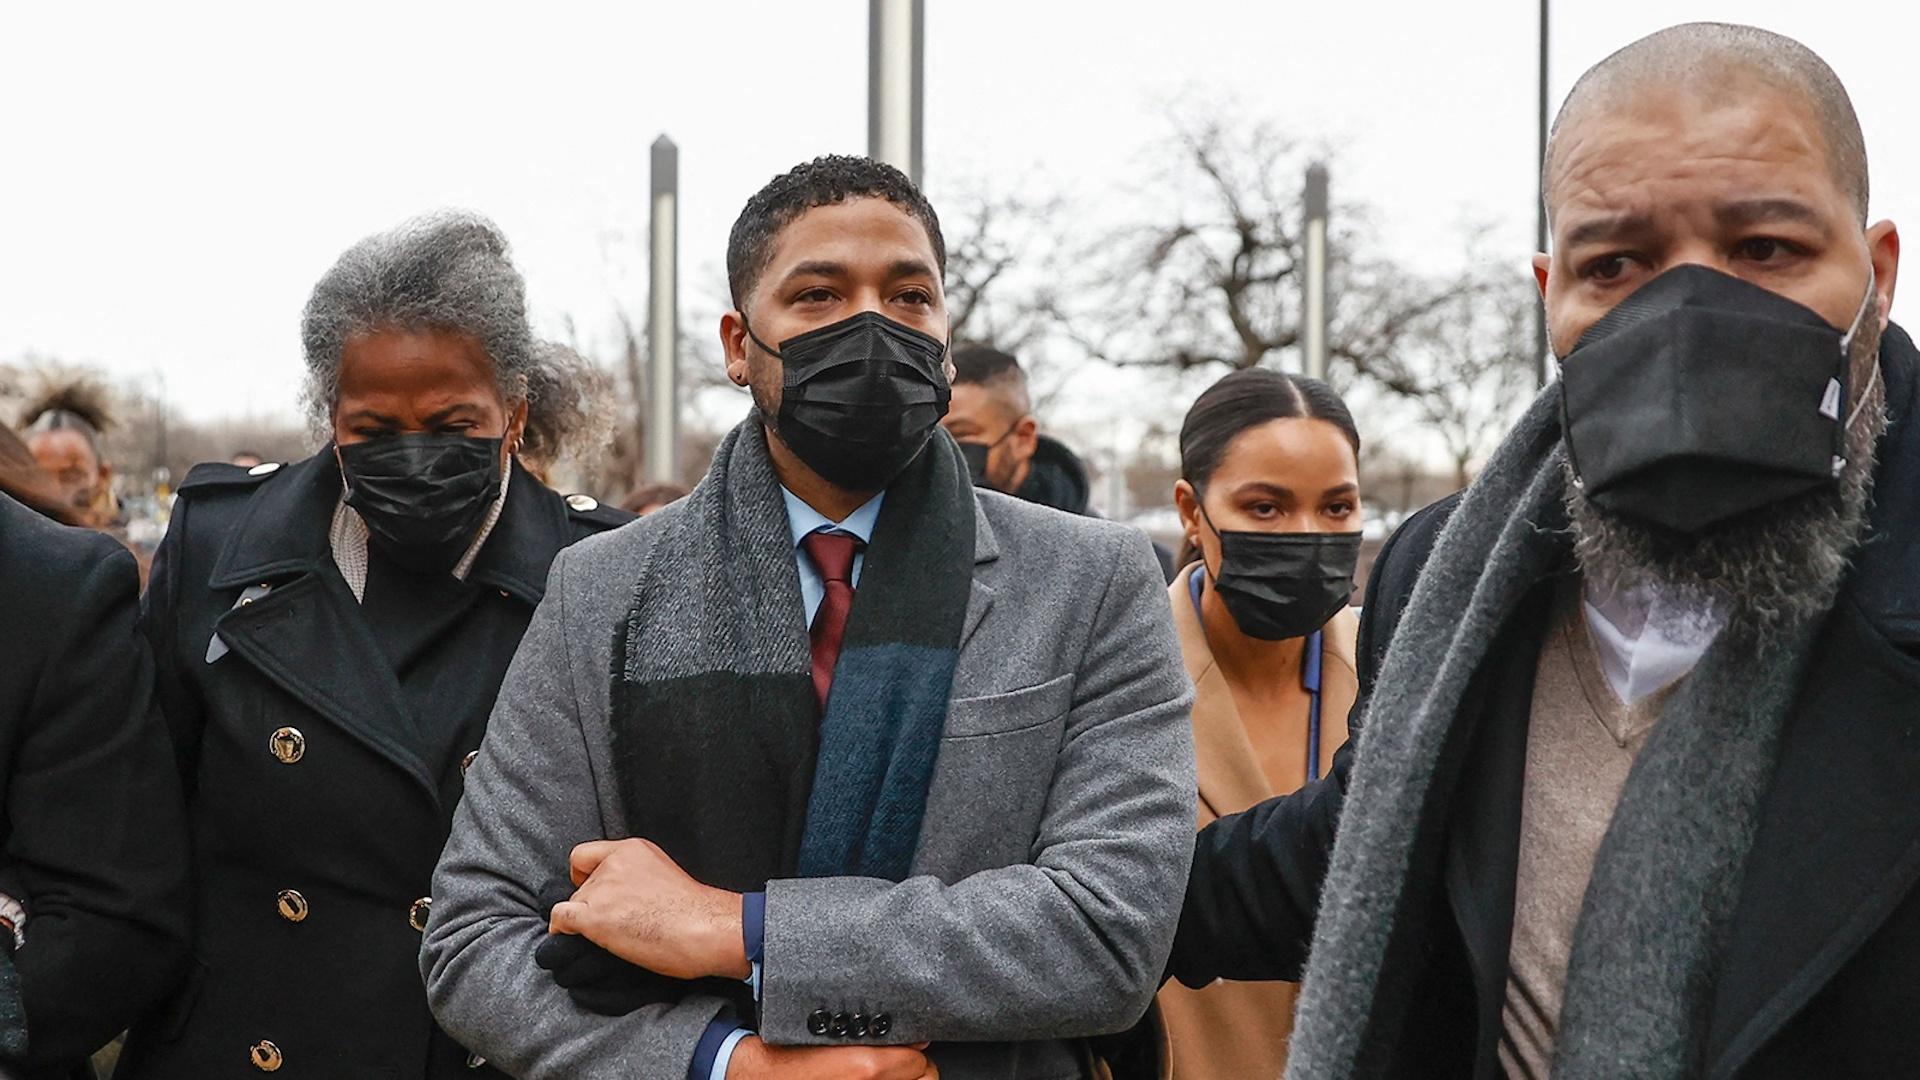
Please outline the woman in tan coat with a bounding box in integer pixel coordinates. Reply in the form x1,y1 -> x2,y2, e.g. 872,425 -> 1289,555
1157,368 -> 1364,1080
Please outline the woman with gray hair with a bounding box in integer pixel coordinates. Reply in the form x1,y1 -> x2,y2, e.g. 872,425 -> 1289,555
120,212 -> 630,1080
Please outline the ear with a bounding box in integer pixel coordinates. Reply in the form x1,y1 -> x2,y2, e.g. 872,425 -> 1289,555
506,397 -> 530,454
1173,479 -> 1201,548
1012,413 -> 1039,453
1866,220 -> 1901,329
1532,252 -> 1551,298
720,311 -> 752,387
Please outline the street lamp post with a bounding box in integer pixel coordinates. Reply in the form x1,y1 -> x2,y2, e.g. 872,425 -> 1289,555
646,135 -> 680,484
1302,162 -> 1331,381
1535,0 -> 1552,385
868,0 -> 924,182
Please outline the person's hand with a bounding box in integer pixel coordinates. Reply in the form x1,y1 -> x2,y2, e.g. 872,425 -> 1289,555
548,838 -> 750,980
725,1036 -> 938,1079
534,876 -> 689,1015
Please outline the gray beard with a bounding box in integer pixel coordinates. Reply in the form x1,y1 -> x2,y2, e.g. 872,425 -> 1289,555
1564,302 -> 1889,633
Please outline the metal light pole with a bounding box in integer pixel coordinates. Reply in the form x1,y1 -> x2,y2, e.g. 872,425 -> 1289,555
1534,0 -> 1552,385
1302,162 -> 1331,381
646,135 -> 680,484
868,0 -> 924,182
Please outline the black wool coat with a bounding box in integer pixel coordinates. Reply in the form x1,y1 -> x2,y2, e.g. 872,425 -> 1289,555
1172,326 -> 1920,1079
0,492 -> 191,1080
118,450 -> 630,1080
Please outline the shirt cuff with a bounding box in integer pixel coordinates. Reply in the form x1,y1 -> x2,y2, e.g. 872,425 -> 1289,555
742,890 -> 765,963
691,1020 -> 752,1080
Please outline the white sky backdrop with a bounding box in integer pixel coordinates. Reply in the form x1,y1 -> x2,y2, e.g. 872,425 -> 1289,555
2,0 -> 1913,433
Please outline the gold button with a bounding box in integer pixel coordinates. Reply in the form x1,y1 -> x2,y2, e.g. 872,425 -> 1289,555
408,896 -> 432,932
249,1039 -> 283,1071
276,890 -> 308,923
268,727 -> 305,764
461,750 -> 479,775
466,1052 -> 488,1069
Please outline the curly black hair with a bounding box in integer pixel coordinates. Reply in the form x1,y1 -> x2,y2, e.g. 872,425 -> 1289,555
725,155 -> 945,308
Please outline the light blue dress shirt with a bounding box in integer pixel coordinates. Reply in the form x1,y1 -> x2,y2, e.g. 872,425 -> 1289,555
781,486 -> 885,626
705,486 -> 886,1080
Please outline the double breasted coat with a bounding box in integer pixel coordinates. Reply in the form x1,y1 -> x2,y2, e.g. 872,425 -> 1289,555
119,449 -> 629,1080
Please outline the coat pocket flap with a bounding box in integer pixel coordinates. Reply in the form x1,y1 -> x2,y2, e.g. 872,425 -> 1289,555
944,673 -> 1075,739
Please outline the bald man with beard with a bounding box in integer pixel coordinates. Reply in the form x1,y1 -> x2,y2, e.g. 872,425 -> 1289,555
1163,22 -> 1920,1079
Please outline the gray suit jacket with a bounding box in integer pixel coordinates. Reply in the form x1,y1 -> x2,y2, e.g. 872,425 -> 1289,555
419,489 -> 1196,1080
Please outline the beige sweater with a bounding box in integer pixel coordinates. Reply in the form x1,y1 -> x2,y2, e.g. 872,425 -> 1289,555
1499,582 -> 1678,1078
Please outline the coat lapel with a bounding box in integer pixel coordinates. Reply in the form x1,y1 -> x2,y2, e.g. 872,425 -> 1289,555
212,572 -> 437,801
466,460 -> 576,605
958,497 -> 998,652
1168,567 -> 1277,822
206,451 -> 437,803
1703,597 -> 1920,1076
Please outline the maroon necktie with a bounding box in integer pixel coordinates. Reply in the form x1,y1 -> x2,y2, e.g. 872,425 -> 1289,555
802,530 -> 862,711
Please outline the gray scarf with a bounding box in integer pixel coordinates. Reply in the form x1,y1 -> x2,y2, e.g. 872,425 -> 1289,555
1285,386 -> 1831,1079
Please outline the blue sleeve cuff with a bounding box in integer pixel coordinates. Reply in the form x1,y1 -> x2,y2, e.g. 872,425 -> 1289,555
710,1026 -> 753,1080
690,1019 -> 752,1080
742,890 -> 765,963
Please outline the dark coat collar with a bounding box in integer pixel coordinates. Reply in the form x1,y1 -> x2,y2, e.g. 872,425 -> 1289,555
1847,321 -> 1920,645
209,447 -> 571,605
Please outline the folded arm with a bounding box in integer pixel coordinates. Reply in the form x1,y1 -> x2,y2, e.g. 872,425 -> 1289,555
419,548 -> 735,1079
758,532 -> 1197,1045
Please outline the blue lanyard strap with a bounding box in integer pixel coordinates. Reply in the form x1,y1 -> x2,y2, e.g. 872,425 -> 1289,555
1303,629 -> 1325,782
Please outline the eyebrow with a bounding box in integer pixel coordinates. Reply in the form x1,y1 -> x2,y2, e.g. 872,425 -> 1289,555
340,409 -> 400,426
1714,198 -> 1834,238
888,258 -> 937,280
779,260 -> 849,285
1230,480 -> 1358,499
422,403 -> 481,426
1561,212 -> 1658,248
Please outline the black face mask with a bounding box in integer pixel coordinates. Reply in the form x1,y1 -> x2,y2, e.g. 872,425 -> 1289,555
1200,504 -> 1362,641
1559,264 -> 1873,534
958,426 -> 1016,491
744,310 -> 950,492
338,433 -> 504,576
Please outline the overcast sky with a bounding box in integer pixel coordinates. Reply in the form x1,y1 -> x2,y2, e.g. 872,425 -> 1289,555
2,0 -> 1913,426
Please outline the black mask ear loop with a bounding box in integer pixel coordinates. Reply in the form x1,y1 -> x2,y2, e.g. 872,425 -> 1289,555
737,309 -> 785,360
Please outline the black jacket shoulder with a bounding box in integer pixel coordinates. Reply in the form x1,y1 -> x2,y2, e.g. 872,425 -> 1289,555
556,492 -> 635,539
173,460 -> 289,507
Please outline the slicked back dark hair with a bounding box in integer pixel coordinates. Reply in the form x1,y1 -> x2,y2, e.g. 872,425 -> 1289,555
1177,368 -> 1362,566
726,155 -> 946,308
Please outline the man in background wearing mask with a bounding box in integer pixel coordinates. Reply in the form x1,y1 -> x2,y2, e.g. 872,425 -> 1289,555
944,344 -> 1175,581
944,344 -> 1088,513
1168,23 -> 1920,1077
422,156 -> 1195,1080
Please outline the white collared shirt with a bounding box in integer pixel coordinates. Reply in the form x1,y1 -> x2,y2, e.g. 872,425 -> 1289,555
1580,578 -> 1728,705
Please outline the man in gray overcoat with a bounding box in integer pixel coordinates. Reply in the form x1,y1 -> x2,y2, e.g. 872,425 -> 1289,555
419,155 -> 1196,1080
